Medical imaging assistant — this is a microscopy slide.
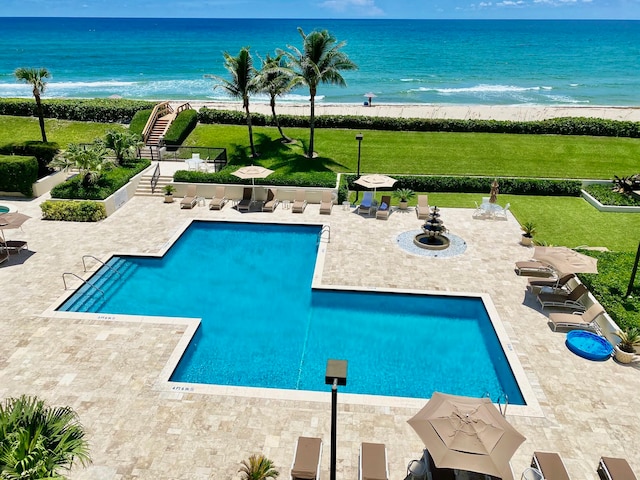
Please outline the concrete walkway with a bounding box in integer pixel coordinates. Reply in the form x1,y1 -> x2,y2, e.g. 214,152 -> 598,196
0,191 -> 638,480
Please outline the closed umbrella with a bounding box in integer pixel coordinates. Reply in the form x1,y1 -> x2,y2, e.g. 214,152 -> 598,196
354,174 -> 397,198
533,246 -> 598,275
408,392 -> 525,480
489,180 -> 499,204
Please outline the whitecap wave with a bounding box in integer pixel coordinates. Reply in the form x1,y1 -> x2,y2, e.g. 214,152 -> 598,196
434,84 -> 542,94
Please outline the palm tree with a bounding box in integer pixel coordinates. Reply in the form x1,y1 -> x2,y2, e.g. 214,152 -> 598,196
0,395 -> 91,479
207,47 -> 259,158
239,454 -> 279,480
50,143 -> 112,187
255,53 -> 293,142
282,28 -> 357,158
14,67 -> 51,143
100,129 -> 143,165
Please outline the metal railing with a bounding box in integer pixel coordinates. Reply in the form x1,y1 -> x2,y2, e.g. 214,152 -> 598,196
150,163 -> 161,194
62,272 -> 104,295
160,146 -> 228,172
81,255 -> 121,277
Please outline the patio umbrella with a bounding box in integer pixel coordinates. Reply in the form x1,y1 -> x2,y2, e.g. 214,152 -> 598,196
407,392 -> 525,480
489,179 -> 499,204
533,246 -> 598,275
232,165 -> 274,186
0,212 -> 31,241
363,92 -> 377,106
354,174 -> 397,197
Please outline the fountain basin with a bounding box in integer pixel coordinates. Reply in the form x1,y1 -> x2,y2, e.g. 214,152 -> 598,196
413,233 -> 451,250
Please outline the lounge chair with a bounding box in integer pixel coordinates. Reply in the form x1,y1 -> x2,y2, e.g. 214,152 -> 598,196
358,191 -> 374,216
180,184 -> 197,209
416,194 -> 429,220
0,238 -> 28,254
515,261 -> 555,277
376,195 -> 392,220
237,187 -> 253,212
537,283 -> 588,311
598,456 -> 638,480
0,251 -> 8,266
262,188 -> 279,212
527,273 -> 575,293
292,189 -> 307,213
209,186 -> 228,210
360,442 -> 388,480
549,303 -> 605,332
291,437 -> 322,480
319,191 -> 333,215
531,451 -> 571,480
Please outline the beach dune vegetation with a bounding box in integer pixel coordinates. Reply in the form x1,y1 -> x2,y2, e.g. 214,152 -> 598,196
13,67 -> 50,143
281,28 -> 357,158
206,47 -> 260,158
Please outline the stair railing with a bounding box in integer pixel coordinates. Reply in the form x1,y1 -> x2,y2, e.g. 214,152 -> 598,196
82,255 -> 121,277
62,272 -> 104,295
142,101 -> 174,144
175,102 -> 191,114
150,163 -> 161,194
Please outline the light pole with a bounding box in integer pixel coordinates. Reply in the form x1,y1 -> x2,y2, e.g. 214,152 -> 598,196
325,359 -> 348,480
355,133 -> 363,202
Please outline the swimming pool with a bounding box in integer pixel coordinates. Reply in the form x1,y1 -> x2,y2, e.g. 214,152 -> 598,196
58,221 -> 524,404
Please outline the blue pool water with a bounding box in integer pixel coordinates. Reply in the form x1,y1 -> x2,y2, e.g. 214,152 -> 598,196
59,221 -> 524,403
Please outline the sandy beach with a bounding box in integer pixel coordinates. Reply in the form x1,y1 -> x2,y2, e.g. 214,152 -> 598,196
184,101 -> 640,122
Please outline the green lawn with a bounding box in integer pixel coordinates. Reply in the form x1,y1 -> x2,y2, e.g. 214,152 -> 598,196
0,115 -> 126,146
186,123 -> 640,179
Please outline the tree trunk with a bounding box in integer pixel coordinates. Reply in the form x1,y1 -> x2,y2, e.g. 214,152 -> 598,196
34,91 -> 47,143
308,89 -> 316,158
271,96 -> 287,141
244,99 -> 257,158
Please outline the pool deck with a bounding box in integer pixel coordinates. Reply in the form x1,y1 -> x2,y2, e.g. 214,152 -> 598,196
1,180 -> 639,479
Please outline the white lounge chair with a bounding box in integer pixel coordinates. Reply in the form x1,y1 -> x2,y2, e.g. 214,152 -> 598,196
262,188 -> 279,212
416,194 -> 429,219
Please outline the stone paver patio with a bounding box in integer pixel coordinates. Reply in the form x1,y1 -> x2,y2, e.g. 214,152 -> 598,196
1,177 -> 639,480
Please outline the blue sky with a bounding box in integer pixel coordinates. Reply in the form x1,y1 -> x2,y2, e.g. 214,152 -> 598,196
1,0 -> 636,19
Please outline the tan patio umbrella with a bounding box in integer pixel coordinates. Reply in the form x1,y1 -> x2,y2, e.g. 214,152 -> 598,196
489,179 -> 499,204
0,212 -> 31,241
407,392 -> 525,480
354,174 -> 397,198
232,165 -> 274,185
533,246 -> 598,275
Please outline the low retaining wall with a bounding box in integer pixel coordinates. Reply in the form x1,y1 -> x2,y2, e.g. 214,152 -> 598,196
171,183 -> 336,204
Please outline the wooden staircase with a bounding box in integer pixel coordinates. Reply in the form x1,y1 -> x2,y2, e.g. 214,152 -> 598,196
135,173 -> 173,197
146,116 -> 171,146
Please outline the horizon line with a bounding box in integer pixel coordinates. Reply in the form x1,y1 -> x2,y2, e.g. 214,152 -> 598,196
0,16 -> 638,21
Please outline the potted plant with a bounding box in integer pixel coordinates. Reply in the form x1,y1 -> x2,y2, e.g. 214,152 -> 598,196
163,184 -> 176,203
613,327 -> 640,364
393,188 -> 415,210
520,221 -> 536,246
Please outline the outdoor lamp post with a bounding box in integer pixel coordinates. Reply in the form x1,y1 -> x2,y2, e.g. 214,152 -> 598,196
325,359 -> 348,480
355,133 -> 363,201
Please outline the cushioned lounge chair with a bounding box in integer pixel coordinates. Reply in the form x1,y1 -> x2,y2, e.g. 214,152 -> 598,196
416,194 -> 429,220
549,303 -> 605,332
209,186 -> 228,210
291,437 -> 322,480
598,456 -> 638,480
237,187 -> 253,212
358,191 -> 374,216
292,189 -> 307,213
515,260 -> 555,277
537,283 -> 588,311
319,190 -> 333,215
180,184 -> 197,209
360,442 -> 388,480
0,238 -> 28,254
527,273 -> 575,293
376,195 -> 392,220
262,188 -> 279,212
531,451 -> 571,480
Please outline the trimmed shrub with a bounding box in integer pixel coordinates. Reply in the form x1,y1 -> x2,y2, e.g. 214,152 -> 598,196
584,184 -> 640,206
129,109 -> 153,136
40,200 -> 107,222
164,109 -> 199,146
198,108 -> 640,138
51,158 -> 150,200
0,155 -> 38,196
0,141 -> 59,178
0,98 -> 157,123
345,174 -> 582,197
173,168 -> 337,188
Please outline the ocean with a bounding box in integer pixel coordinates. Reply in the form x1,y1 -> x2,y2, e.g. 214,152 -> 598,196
1,17 -> 639,106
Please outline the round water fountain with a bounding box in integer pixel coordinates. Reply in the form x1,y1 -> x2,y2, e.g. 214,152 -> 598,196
413,206 -> 450,250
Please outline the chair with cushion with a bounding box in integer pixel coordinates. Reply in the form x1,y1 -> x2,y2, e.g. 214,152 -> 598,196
359,442 -> 388,480
0,238 -> 28,254
237,187 -> 253,212
262,188 -> 279,212
292,189 -> 307,213
319,190 -> 333,215
416,194 -> 429,220
180,185 -> 197,209
358,191 -> 374,216
0,251 -> 8,266
531,451 -> 571,480
537,283 -> 588,311
549,303 -> 605,332
209,186 -> 228,210
291,437 -> 322,480
376,195 -> 392,220
597,456 -> 637,480
515,261 -> 555,277
527,273 -> 575,293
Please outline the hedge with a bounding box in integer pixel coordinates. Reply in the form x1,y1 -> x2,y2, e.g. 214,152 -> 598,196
584,184 -> 640,206
51,158 -> 150,200
198,107 -> 640,138
0,141 -> 59,178
173,169 -> 337,188
345,175 -> 582,197
40,200 -> 107,222
129,109 -> 153,136
164,109 -> 198,146
0,98 -> 157,123
0,155 -> 38,196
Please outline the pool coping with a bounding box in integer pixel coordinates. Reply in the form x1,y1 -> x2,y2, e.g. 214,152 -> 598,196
42,217 -> 543,419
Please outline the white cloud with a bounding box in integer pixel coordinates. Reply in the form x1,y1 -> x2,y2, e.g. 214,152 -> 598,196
496,0 -> 525,5
319,0 -> 384,16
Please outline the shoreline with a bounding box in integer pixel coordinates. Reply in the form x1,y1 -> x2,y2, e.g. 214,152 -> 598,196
180,101 -> 640,122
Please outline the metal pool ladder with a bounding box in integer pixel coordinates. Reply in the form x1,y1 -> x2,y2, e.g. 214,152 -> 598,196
82,255 -> 121,277
61,272 -> 104,296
